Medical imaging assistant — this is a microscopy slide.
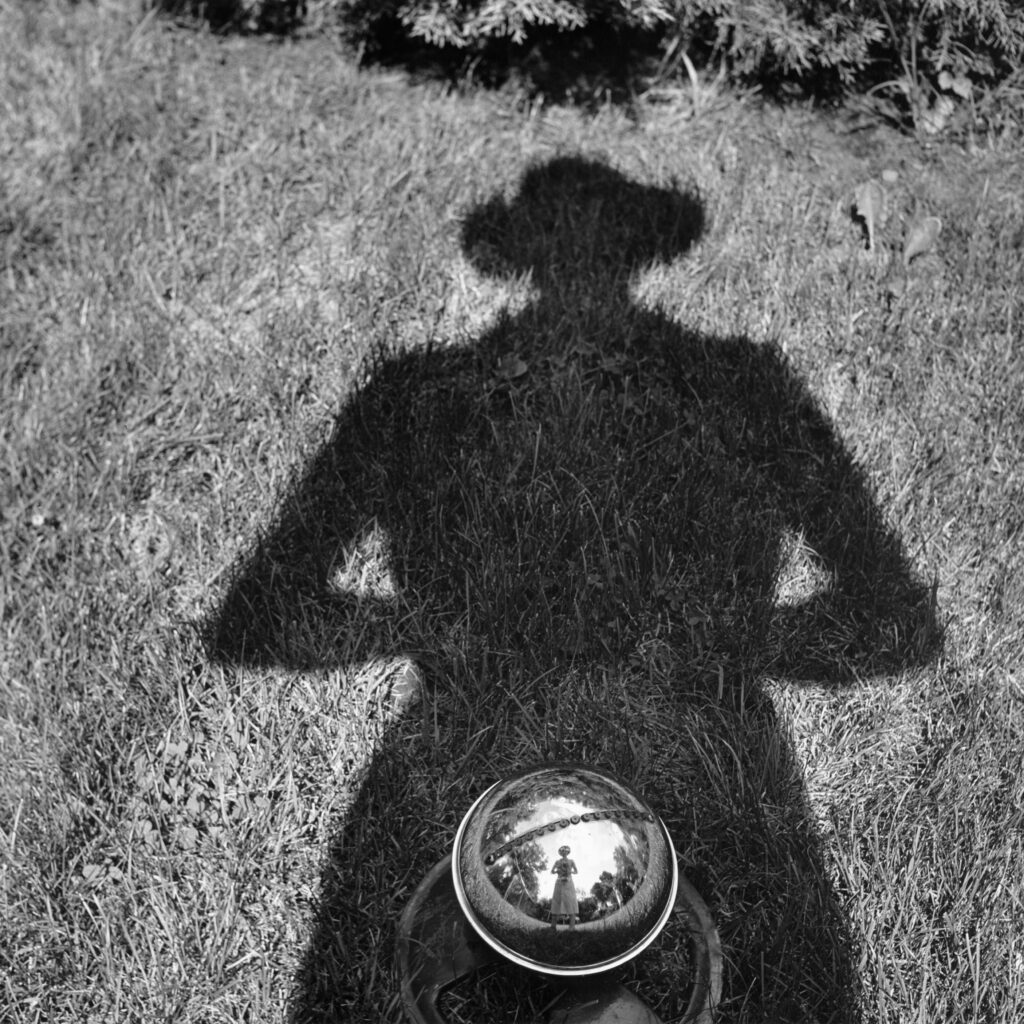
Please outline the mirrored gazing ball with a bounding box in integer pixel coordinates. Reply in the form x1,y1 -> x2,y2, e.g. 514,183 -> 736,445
452,763 -> 678,976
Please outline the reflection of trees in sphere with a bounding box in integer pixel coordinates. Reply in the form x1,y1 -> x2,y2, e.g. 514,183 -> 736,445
614,845 -> 640,904
591,871 -> 616,913
486,840 -> 547,907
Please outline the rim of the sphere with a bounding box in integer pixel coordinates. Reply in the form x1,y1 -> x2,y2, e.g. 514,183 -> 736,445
451,764 -> 680,977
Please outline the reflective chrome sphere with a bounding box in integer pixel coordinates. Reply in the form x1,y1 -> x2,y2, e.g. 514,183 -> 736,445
452,763 -> 678,976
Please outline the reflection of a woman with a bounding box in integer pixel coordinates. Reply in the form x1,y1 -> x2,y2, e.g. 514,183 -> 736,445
550,845 -> 579,929
212,157 -> 940,1022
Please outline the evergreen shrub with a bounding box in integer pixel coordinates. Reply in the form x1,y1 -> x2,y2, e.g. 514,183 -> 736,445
330,0 -> 1024,99
164,0 -> 1024,111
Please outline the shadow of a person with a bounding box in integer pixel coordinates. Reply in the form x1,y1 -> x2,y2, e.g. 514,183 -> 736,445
210,157 -> 939,1022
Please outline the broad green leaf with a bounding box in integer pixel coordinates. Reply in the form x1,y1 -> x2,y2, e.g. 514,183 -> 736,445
854,180 -> 886,251
939,70 -> 972,99
903,215 -> 942,267
496,354 -> 528,380
920,95 -> 955,135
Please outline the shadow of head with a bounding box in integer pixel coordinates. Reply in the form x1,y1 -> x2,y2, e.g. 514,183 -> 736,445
461,157 -> 705,288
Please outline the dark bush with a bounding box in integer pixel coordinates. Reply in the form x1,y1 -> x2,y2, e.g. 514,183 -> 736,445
165,0 -> 1024,108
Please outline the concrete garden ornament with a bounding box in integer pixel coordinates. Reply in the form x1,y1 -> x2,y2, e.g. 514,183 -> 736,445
397,763 -> 722,1023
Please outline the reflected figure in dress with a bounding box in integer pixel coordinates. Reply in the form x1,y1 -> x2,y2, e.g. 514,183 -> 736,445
550,845 -> 579,929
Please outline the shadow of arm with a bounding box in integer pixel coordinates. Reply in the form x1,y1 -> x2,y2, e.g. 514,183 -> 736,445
206,382 -> 414,670
751,347 -> 942,682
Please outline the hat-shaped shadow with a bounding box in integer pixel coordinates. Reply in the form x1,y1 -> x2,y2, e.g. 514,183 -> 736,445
462,156 -> 704,281
210,156 -> 939,1022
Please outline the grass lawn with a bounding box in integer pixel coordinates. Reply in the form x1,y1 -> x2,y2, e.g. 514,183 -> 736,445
2,3 -> 1022,1022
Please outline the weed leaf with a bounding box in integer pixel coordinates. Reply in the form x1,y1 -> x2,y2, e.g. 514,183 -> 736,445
920,96 -> 955,135
496,354 -> 528,380
938,70 -> 972,99
903,215 -> 942,267
853,180 -> 886,251
82,863 -> 105,885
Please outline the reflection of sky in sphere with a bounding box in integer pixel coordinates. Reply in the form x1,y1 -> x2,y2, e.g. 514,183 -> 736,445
515,797 -> 644,899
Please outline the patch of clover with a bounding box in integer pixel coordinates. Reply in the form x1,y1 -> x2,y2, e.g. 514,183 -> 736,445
129,727 -> 268,854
